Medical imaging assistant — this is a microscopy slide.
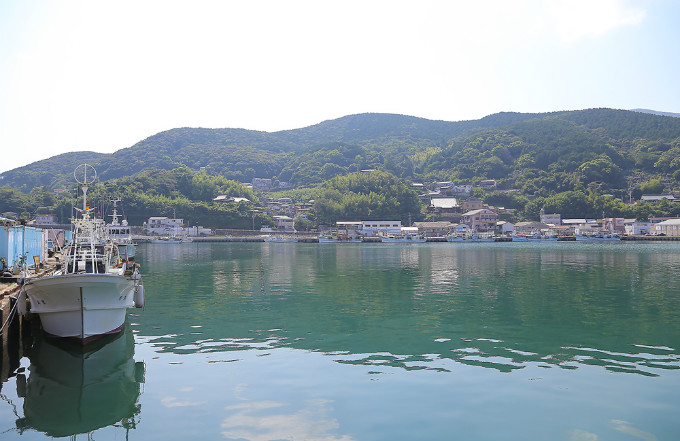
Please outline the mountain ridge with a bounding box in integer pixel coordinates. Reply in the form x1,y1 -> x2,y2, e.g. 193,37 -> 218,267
2,108 -> 680,195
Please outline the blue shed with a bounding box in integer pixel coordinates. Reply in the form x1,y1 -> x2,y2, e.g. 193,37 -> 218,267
0,224 -> 46,269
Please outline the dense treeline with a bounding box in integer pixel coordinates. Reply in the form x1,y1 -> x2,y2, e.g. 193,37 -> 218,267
0,168 -> 272,229
313,171 -> 422,225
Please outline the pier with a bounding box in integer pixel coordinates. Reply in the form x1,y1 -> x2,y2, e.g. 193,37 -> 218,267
1,255 -> 62,383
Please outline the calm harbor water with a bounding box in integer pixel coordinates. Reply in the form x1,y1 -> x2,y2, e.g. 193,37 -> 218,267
2,241 -> 680,440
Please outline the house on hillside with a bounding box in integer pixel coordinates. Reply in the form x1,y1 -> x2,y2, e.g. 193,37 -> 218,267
641,195 -> 677,204
252,178 -> 273,191
429,197 -> 459,218
461,197 -> 484,212
213,195 -> 250,204
451,184 -> 473,196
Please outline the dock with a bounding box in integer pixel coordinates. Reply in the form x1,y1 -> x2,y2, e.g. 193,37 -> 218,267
620,235 -> 680,241
1,255 -> 61,383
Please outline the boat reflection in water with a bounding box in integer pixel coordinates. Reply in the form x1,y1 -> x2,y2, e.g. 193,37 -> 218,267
16,325 -> 144,438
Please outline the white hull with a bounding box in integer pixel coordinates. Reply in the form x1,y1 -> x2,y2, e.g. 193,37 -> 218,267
318,236 -> 362,243
265,236 -> 298,243
149,238 -> 192,243
381,236 -> 427,243
446,235 -> 494,242
20,327 -> 142,437
24,273 -> 136,342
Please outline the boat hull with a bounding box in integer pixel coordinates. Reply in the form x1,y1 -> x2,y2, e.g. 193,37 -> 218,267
18,327 -> 142,437
318,237 -> 362,243
381,236 -> 427,243
24,273 -> 136,342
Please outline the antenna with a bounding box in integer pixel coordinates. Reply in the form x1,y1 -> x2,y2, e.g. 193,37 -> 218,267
73,164 -> 97,212
109,196 -> 122,225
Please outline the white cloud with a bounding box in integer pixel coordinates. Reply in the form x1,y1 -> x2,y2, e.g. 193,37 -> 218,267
161,396 -> 206,408
547,0 -> 646,42
221,399 -> 355,441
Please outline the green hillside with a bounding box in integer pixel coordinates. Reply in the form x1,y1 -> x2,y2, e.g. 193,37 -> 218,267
2,108 -> 680,228
1,151 -> 107,192
0,111 -> 547,190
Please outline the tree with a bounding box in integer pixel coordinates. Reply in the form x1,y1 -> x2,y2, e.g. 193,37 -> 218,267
640,179 -> 665,194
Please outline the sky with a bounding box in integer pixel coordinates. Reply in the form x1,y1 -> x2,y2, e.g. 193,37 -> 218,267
1,0 -> 679,174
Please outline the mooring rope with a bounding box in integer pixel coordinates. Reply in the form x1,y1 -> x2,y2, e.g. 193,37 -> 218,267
0,289 -> 21,333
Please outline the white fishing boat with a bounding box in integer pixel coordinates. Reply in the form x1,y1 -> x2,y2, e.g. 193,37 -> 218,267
446,233 -> 494,242
381,233 -> 427,243
526,233 -> 558,241
318,234 -> 362,243
265,235 -> 298,243
106,198 -> 136,261
148,235 -> 193,243
22,164 -> 144,344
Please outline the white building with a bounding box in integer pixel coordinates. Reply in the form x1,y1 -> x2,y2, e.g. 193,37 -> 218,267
653,219 -> 680,236
361,220 -> 402,237
624,220 -> 651,236
562,219 -> 599,234
641,195 -> 677,204
497,221 -> 515,235
273,215 -> 295,231
144,217 -> 185,236
451,184 -> 473,196
186,225 -> 212,236
31,214 -> 60,225
540,213 -> 561,225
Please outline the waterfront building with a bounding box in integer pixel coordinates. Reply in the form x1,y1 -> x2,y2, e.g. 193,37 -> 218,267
361,220 -> 402,237
540,213 -> 562,225
413,221 -> 455,237
497,221 -> 515,235
274,215 -> 295,231
144,217 -> 185,236
653,218 -> 680,236
624,220 -> 651,235
602,218 -> 626,234
562,219 -> 599,235
514,221 -> 550,235
460,209 -> 498,232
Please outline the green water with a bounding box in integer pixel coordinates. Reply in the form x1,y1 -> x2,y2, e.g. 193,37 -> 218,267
2,242 -> 680,440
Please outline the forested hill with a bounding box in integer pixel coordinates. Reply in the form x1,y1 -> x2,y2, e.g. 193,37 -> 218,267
2,108 -> 680,196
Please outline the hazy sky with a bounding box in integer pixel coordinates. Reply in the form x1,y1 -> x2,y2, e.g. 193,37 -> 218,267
1,0 -> 679,174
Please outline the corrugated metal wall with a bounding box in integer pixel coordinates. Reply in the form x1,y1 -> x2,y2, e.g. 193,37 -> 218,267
0,225 -> 46,268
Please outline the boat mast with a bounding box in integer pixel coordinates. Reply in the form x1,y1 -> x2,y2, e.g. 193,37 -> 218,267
74,163 -> 97,216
